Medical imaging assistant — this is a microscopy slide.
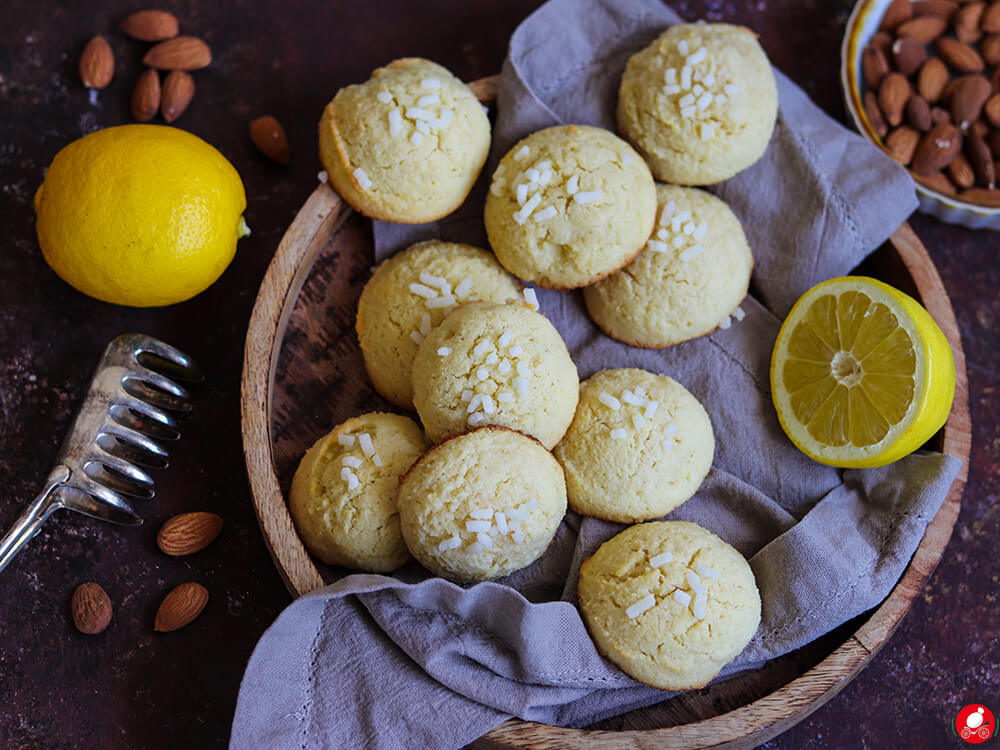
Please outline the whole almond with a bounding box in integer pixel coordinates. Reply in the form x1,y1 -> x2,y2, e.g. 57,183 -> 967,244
931,106 -> 952,124
982,34 -> 1000,65
131,68 -> 160,122
947,152 -> 977,186
959,187 -> 1000,205
154,582 -> 209,632
918,57 -> 949,103
912,122 -> 963,174
121,10 -> 179,42
879,72 -> 911,126
79,35 -> 114,90
917,170 -> 958,194
985,93 -> 1000,127
983,1 -> 1000,32
157,511 -> 222,555
161,71 -> 195,123
71,582 -> 112,634
950,75 -> 993,128
250,115 -> 292,164
936,37 -> 985,72
907,94 -> 934,130
966,129 -> 996,186
972,118 -> 990,136
863,45 -> 890,90
914,0 -> 959,18
892,37 -> 928,76
870,31 -> 895,57
882,0 -> 914,30
897,15 -> 948,42
143,36 -> 212,71
865,90 -> 890,138
886,126 -> 922,165
953,1 -> 986,42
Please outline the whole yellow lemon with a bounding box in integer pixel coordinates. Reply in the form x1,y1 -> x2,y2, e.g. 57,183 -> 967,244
34,124 -> 248,307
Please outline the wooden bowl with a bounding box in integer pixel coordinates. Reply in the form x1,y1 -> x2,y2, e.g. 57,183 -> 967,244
241,75 -> 970,749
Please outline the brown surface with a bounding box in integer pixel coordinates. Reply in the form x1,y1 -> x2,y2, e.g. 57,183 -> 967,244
0,1 -> 996,749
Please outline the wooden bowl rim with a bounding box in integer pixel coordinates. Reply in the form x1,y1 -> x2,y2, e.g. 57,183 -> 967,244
240,75 -> 970,749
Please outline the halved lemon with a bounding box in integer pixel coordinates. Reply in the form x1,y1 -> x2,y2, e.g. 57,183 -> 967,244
770,277 -> 955,468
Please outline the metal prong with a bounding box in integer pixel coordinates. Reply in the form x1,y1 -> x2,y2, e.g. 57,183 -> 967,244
83,460 -> 155,500
58,484 -> 143,526
96,432 -> 169,470
121,375 -> 192,413
127,336 -> 202,382
108,403 -> 180,441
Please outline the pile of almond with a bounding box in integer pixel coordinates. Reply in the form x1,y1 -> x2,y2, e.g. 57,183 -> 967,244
863,0 -> 1000,206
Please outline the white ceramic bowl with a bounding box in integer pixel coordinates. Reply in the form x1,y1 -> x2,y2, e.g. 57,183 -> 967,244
841,0 -> 1000,230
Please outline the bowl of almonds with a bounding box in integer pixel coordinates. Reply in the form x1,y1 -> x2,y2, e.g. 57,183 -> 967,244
842,0 -> 1000,229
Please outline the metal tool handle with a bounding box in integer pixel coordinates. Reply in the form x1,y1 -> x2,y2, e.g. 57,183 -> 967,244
0,466 -> 69,574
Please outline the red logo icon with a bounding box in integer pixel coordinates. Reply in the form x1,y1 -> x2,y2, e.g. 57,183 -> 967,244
956,704 -> 994,743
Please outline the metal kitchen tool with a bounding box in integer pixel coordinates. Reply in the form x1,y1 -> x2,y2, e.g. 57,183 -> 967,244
0,334 -> 201,574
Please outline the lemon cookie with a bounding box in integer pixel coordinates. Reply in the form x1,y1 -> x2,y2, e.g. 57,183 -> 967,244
357,241 -> 522,409
412,301 -> 579,449
583,185 -> 753,348
319,57 -> 491,223
483,125 -> 656,289
578,521 -> 761,690
554,369 -> 714,523
617,24 -> 778,185
397,426 -> 567,582
289,412 -> 429,572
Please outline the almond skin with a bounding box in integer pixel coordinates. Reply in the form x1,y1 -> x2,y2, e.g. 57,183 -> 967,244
935,37 -> 985,72
950,75 -> 993,129
157,511 -> 222,556
249,115 -> 292,164
897,15 -> 948,43
79,35 -> 114,89
886,125 -> 922,165
865,90 -> 889,138
870,31 -> 895,57
912,122 -> 963,174
966,129 -> 996,186
985,94 -> 1000,128
131,68 -> 160,122
982,34 -> 1000,65
154,582 -> 209,632
143,36 -> 212,71
917,57 -> 949,103
863,45 -> 890,90
989,131 -> 1000,159
947,152 -> 977,187
71,582 -> 112,634
121,10 -> 179,42
959,187 -> 1000,206
983,1 -> 1000,33
892,37 -> 928,76
879,72 -> 911,127
882,0 -> 914,30
953,1 -> 986,43
914,0 -> 959,19
907,95 -> 934,131
160,71 -> 195,123
916,170 -> 958,195
931,106 -> 952,125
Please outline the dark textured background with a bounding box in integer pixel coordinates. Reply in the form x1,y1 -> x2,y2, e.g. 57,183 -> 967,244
0,1 -> 996,748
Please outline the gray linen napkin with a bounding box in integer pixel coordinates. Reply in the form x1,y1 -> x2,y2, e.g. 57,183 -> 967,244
231,1 -> 960,748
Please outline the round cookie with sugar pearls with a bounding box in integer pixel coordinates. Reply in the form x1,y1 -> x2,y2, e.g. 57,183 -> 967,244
289,412 -> 429,573
553,368 -> 714,523
356,240 -> 522,409
578,520 -> 761,690
583,184 -> 753,348
319,57 -> 491,223
617,23 -> 778,185
397,426 -> 567,583
411,301 -> 579,449
484,124 -> 657,289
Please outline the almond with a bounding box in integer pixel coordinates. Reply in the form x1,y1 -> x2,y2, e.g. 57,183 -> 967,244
879,72 -> 911,126
989,131 -> 1000,158
865,90 -> 889,138
897,15 -> 948,42
982,34 -> 1000,65
950,75 -> 992,128
131,68 -> 160,122
154,582 -> 209,632
912,121 -> 963,174
972,118 -> 990,136
991,68 -> 1000,93
79,35 -> 114,89
143,36 -> 212,71
157,511 -> 222,555
914,0 -> 959,18
983,1 -> 1000,32
120,10 -> 179,42
71,582 -> 112,634
958,187 -> 1000,205
863,45 -> 890,90
953,1 -> 985,43
947,152 -> 977,186
907,94 -> 934,130
985,93 -> 1000,127
936,37 -> 985,72
966,129 -> 996,185
161,71 -> 195,123
882,0 -> 914,30
886,126 -> 922,165
870,31 -> 895,57
917,57 -> 950,103
931,106 -> 952,124
250,115 -> 292,164
916,170 -> 958,194
892,37 -> 928,76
